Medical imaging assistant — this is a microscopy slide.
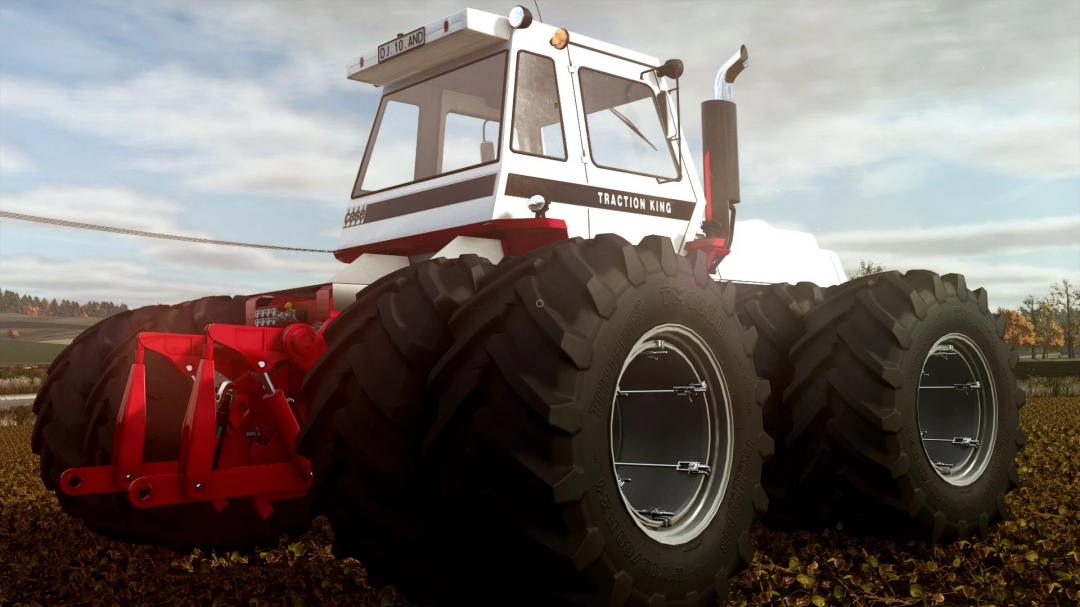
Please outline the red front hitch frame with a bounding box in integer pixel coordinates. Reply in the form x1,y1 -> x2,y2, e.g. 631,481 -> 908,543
60,322 -> 327,520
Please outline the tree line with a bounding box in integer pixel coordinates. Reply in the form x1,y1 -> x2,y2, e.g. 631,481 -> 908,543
1003,279 -> 1079,359
853,262 -> 1077,359
0,288 -> 129,318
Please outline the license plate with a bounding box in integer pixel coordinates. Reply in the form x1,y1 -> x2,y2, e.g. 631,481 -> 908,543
379,27 -> 425,62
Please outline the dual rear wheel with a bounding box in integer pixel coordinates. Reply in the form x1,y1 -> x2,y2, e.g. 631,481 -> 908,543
301,236 -> 772,606
739,271 -> 1023,542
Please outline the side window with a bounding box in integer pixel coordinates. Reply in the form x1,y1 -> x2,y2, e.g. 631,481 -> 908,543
510,52 -> 567,160
579,68 -> 677,179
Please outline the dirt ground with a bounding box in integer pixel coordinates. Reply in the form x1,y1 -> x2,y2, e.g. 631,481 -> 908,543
1,397 -> 1077,606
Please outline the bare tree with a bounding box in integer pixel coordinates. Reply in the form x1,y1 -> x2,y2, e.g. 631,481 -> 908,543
1050,279 -> 1078,358
1022,295 -> 1039,359
1033,300 -> 1064,359
852,259 -> 886,278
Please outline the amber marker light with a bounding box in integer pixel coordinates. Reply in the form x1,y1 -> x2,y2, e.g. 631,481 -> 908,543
550,28 -> 569,50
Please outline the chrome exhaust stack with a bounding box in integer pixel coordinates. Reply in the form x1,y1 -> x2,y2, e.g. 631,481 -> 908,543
701,46 -> 749,251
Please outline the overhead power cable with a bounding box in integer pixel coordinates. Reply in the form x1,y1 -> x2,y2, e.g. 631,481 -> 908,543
0,211 -> 335,254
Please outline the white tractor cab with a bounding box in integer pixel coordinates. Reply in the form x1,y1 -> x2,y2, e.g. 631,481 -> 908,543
330,7 -> 846,298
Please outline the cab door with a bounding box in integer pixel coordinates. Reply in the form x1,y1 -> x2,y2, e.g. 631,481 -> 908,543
566,42 -> 698,250
493,26 -> 589,238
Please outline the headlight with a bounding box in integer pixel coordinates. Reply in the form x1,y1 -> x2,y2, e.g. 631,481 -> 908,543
528,195 -> 549,217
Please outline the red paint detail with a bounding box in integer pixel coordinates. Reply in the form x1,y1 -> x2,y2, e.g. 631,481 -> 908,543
684,237 -> 731,270
60,324 -> 315,512
62,461 -> 175,496
443,20 -> 449,32
282,323 -> 326,370
178,357 -> 217,499
704,150 -> 712,221
138,333 -> 205,377
207,324 -> 289,374
684,237 -> 726,249
334,218 -> 568,262
360,56 -> 364,68
113,362 -> 146,488
262,390 -> 310,476
127,464 -> 308,509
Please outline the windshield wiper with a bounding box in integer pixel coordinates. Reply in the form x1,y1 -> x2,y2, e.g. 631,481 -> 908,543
608,107 -> 657,151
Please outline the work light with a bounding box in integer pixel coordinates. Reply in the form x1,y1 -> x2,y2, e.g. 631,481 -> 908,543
509,5 -> 533,29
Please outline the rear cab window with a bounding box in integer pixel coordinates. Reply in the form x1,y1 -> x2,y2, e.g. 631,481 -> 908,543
579,68 -> 677,180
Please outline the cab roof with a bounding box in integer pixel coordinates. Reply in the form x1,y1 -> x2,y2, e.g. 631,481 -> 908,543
346,8 -> 662,87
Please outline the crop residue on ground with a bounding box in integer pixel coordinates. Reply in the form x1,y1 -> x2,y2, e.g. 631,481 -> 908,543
1,397 -> 1078,606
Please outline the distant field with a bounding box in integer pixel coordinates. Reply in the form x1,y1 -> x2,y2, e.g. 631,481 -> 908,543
0,313 -> 98,363
0,341 -> 68,364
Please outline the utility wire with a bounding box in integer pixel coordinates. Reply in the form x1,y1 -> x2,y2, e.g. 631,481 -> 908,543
0,211 -> 335,254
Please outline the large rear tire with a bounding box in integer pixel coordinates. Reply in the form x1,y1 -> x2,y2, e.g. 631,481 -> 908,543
401,236 -> 772,606
295,254 -> 493,586
32,296 -> 311,552
789,271 -> 1024,541
735,282 -> 823,527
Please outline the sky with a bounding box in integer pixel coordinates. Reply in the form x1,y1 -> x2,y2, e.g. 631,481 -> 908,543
0,0 -> 1077,310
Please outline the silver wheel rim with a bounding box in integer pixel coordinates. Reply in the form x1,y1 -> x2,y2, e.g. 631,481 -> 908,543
916,333 -> 998,486
609,324 -> 733,544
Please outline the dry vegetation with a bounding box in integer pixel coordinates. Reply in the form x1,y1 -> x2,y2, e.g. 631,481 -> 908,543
0,365 -> 49,395
1,396 -> 1078,606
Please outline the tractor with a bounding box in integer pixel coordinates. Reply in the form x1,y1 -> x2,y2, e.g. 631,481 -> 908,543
31,7 -> 1024,606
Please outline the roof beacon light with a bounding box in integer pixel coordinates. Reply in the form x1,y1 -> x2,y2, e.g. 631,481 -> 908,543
550,28 -> 569,50
509,5 -> 533,29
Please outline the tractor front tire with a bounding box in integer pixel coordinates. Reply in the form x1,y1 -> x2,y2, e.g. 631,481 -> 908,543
32,296 -> 311,552
295,254 -> 493,586
407,236 -> 772,606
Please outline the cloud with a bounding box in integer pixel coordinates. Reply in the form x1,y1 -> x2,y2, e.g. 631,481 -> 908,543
817,216 -> 1080,257
142,241 -> 340,275
6,0 -> 1077,204
0,255 -> 267,307
0,141 -> 35,174
0,186 -> 187,233
2,184 -> 339,278
810,216 -> 1080,309
0,65 -> 365,204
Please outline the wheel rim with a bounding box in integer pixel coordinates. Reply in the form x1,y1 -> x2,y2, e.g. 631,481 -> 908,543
916,333 -> 998,486
609,324 -> 733,544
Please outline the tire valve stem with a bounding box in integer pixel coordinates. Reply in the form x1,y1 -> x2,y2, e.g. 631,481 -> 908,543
617,475 -> 631,487
933,461 -> 954,475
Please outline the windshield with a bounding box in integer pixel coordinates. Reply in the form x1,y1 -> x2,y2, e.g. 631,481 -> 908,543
579,68 -> 677,179
353,52 -> 507,197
